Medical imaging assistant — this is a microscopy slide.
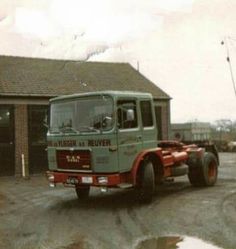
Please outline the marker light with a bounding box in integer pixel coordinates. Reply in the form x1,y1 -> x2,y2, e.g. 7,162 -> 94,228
97,176 -> 108,184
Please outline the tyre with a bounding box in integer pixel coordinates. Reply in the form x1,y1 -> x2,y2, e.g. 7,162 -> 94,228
202,152 -> 218,186
75,186 -> 90,200
188,152 -> 218,187
188,157 -> 205,186
136,160 -> 155,203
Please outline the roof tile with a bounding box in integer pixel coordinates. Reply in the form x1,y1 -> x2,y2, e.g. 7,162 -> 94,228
0,55 -> 170,99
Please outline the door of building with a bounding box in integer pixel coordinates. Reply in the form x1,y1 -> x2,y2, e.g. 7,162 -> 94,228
0,105 -> 15,176
155,106 -> 163,140
28,105 -> 49,174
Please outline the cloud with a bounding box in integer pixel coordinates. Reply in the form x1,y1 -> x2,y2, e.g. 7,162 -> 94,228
32,36 -> 110,61
157,0 -> 194,12
14,8 -> 55,38
0,14 -> 6,22
48,0 -> 194,43
0,0 -> 195,60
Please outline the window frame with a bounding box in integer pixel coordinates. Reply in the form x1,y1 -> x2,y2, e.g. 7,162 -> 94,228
140,100 -> 155,130
117,99 -> 139,131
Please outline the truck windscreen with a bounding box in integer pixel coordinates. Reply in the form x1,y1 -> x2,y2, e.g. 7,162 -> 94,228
50,96 -> 113,134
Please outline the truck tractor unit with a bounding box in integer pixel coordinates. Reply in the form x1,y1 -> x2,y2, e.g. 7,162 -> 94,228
46,91 -> 219,202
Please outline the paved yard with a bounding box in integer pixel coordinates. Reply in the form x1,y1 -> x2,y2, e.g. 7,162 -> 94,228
0,153 -> 236,249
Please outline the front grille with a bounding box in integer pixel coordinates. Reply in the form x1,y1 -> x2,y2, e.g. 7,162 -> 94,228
56,150 -> 91,171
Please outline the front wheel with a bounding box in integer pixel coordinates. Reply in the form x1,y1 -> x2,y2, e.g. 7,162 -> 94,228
136,160 -> 155,203
75,186 -> 90,200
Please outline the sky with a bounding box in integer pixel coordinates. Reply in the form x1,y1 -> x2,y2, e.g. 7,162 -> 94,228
0,0 -> 236,123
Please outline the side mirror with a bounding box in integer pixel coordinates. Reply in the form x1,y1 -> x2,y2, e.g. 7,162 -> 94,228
102,116 -> 112,128
126,109 -> 135,121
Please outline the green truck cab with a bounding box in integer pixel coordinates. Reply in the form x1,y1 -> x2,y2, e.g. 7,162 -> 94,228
47,91 -> 219,202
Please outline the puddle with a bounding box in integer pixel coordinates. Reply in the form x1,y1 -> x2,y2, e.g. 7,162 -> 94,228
134,236 -> 223,249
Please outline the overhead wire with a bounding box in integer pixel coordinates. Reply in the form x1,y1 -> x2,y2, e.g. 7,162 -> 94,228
222,36 -> 236,96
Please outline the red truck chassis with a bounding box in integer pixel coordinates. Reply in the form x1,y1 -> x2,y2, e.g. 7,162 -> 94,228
47,141 -> 218,193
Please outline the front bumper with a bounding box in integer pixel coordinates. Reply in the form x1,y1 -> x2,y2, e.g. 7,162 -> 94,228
46,170 -> 132,188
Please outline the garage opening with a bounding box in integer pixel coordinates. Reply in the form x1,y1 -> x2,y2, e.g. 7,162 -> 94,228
28,105 -> 49,174
0,105 -> 15,176
155,106 -> 163,140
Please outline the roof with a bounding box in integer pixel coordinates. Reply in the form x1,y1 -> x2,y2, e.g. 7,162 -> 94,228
0,55 -> 170,100
172,122 -> 211,130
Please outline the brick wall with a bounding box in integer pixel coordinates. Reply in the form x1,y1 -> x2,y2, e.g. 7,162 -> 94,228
14,104 -> 29,176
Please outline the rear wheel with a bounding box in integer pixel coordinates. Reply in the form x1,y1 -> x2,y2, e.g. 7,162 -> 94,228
188,152 -> 218,187
203,152 -> 218,186
188,158 -> 205,186
75,186 -> 90,200
136,160 -> 155,203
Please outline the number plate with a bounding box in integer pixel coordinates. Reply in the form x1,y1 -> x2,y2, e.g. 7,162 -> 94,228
81,176 -> 93,184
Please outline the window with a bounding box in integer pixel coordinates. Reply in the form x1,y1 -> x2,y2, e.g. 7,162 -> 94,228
117,100 -> 137,129
50,96 -> 114,133
140,101 -> 153,127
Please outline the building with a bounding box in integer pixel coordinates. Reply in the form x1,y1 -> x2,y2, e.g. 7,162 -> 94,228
0,55 -> 171,176
171,122 -> 211,142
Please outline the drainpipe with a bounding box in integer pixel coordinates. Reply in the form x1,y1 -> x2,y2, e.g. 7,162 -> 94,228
21,154 -> 29,179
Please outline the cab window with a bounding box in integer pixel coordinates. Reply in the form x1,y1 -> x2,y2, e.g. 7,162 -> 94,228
117,100 -> 138,129
140,100 -> 153,127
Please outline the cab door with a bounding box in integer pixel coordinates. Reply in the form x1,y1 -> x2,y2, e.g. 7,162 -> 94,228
117,99 -> 143,172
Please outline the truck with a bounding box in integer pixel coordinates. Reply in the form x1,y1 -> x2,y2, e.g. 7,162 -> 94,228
46,91 -> 219,203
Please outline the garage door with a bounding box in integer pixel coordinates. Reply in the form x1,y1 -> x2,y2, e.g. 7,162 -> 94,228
0,105 -> 15,176
28,105 -> 49,174
155,106 -> 163,140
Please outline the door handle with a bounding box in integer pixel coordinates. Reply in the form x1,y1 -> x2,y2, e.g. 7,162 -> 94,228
109,146 -> 117,152
137,135 -> 142,140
